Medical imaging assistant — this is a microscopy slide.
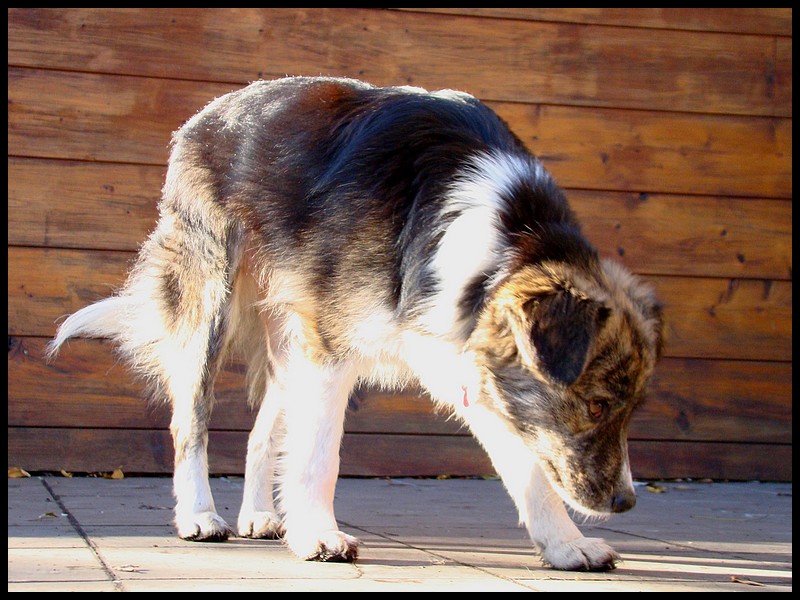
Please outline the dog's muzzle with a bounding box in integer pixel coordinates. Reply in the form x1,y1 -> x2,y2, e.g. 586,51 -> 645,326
610,490 -> 637,513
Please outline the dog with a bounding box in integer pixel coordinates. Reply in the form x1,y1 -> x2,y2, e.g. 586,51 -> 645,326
48,76 -> 664,570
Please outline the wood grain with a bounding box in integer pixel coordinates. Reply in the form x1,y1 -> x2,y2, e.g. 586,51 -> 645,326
9,69 -> 791,198
494,103 -> 792,199
396,9 -> 793,36
7,68 -> 235,164
6,8 -> 793,482
8,247 -> 791,360
9,158 -> 792,279
572,191 -> 792,281
7,427 -> 790,481
651,276 -> 791,361
9,337 -> 791,444
8,158 -> 162,251
628,441 -> 791,481
8,247 -> 132,336
8,8 -> 790,117
638,358 -> 792,444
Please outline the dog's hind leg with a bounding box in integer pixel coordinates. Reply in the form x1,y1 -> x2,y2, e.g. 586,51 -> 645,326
160,213 -> 242,541
50,197 -> 238,540
126,146 -> 242,542
167,313 -> 232,544
216,272 -> 286,540
150,207 -> 238,542
48,189 -> 238,542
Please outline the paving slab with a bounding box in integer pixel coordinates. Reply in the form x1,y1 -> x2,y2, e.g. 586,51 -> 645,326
7,476 -> 792,592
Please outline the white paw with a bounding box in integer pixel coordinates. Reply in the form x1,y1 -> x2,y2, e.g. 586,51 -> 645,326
175,510 -> 233,542
286,528 -> 360,562
541,536 -> 620,571
238,510 -> 285,539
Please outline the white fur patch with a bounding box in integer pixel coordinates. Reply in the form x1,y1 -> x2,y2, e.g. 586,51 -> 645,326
47,296 -> 131,358
400,331 -> 479,409
458,403 -> 612,567
238,392 -> 284,536
419,150 -> 537,340
275,347 -> 360,558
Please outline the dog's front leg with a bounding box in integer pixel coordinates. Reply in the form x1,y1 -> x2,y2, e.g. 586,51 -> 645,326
525,461 -> 619,570
238,393 -> 285,540
277,358 -> 360,562
462,404 -> 618,570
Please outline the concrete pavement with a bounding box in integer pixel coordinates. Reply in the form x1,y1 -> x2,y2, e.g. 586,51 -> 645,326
8,476 -> 792,591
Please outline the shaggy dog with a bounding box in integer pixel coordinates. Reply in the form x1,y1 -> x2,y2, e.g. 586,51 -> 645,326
49,77 -> 663,570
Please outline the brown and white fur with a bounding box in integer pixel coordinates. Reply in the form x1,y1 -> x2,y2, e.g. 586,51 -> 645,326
48,77 -> 664,570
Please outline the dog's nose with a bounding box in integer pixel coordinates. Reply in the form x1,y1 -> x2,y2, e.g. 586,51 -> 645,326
611,491 -> 636,513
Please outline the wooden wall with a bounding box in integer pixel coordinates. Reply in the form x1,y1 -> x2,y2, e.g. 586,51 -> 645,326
8,8 -> 792,481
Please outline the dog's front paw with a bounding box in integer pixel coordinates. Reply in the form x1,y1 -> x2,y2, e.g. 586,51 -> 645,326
238,510 -> 285,539
175,511 -> 233,542
286,529 -> 360,562
542,536 -> 620,571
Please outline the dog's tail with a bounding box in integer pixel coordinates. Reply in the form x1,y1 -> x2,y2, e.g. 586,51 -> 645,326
45,112 -> 269,407
46,295 -> 132,361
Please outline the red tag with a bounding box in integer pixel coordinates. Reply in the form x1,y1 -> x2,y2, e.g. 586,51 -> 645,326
462,386 -> 469,407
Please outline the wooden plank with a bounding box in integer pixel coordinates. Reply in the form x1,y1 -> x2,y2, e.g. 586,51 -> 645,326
5,428 -> 490,477
629,441 -> 792,482
7,336 -> 460,435
9,336 -> 175,430
7,68 -> 235,164
651,276 -> 792,361
8,158 -> 161,251
396,9 -> 794,36
494,103 -> 792,199
9,158 -> 793,280
8,69 -> 792,198
634,358 -> 792,444
7,428 -> 180,475
571,191 -> 792,280
340,434 -> 493,477
10,337 -> 792,444
347,389 -> 463,436
8,247 -> 132,337
776,38 -> 793,115
8,247 -> 792,361
7,428 -> 791,481
7,8 -> 789,117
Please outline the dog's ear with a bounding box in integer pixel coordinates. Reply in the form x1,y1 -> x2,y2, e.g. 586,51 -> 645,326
642,299 -> 665,361
601,259 -> 665,361
525,291 -> 610,386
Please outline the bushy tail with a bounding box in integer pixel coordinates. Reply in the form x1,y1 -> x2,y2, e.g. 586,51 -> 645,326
46,296 -> 132,361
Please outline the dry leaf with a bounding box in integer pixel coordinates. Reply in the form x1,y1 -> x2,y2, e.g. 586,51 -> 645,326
60,469 -> 73,478
37,511 -> 61,519
730,576 -> 765,587
103,467 -> 125,480
8,467 -> 31,478
116,564 -> 146,573
645,482 -> 667,493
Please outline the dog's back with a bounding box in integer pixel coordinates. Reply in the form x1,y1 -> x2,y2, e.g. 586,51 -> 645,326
167,77 -> 534,351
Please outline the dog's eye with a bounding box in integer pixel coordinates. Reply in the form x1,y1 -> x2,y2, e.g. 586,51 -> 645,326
588,399 -> 607,419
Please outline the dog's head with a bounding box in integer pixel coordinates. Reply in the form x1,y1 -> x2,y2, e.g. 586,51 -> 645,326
471,259 -> 664,516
